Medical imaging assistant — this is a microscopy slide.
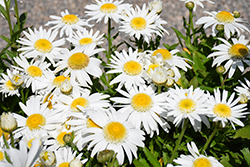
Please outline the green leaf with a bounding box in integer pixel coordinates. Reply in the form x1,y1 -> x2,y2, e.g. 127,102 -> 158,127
220,154 -> 233,167
172,27 -> 187,41
0,35 -> 11,43
143,147 -> 161,167
192,51 -> 206,72
0,4 -> 7,19
133,159 -> 150,167
234,125 -> 250,139
241,148 -> 250,166
189,76 -> 199,88
5,50 -> 17,58
19,12 -> 27,29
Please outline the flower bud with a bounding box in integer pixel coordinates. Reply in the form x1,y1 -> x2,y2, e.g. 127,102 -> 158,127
97,149 -> 115,164
232,11 -> 240,18
151,66 -> 168,86
216,65 -> 226,74
39,150 -> 56,166
60,79 -> 73,95
0,112 -> 17,133
148,0 -> 162,14
165,77 -> 175,87
185,2 -> 194,11
239,94 -> 248,104
63,133 -> 73,145
215,24 -> 224,31
167,69 -> 175,78
69,158 -> 83,167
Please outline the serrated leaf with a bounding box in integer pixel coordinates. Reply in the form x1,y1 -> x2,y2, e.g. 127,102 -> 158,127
143,147 -> 161,167
234,125 -> 250,139
241,148 -> 250,166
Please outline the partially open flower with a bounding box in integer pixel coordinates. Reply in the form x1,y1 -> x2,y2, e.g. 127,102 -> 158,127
39,150 -> 56,166
69,158 -> 83,167
60,79 -> 73,95
0,112 -> 17,133
97,149 -> 115,164
148,0 -> 162,14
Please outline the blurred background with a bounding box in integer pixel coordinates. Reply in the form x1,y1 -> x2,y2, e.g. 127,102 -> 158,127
0,0 -> 249,50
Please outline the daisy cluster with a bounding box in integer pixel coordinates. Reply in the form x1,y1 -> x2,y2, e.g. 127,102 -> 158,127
0,0 -> 250,166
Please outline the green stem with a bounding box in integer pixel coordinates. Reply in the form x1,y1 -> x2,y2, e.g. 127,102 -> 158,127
157,86 -> 162,94
189,10 -> 196,45
2,132 -> 9,149
202,122 -> 220,151
107,18 -> 112,63
169,119 -> 189,163
14,0 -> 20,30
4,0 -> 13,37
10,132 -> 14,148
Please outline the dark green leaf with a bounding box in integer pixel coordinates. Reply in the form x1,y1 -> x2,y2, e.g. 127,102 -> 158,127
234,125 -> 250,140
143,147 -> 161,167
241,148 -> 250,166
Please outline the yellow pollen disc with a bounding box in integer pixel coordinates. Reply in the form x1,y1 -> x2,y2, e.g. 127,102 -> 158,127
70,97 -> 89,112
213,103 -> 231,118
5,80 -> 18,90
86,118 -> 101,128
0,151 -> 4,161
147,64 -> 160,74
0,127 -> 9,140
58,162 -> 69,167
123,60 -> 142,76
103,122 -> 127,143
216,11 -> 234,23
26,113 -> 46,131
229,43 -> 249,59
62,14 -> 79,24
100,3 -> 117,13
79,37 -> 93,45
28,138 -> 35,149
178,98 -> 196,113
193,157 -> 212,167
152,48 -> 172,60
27,66 -> 43,77
130,17 -> 147,30
34,39 -> 52,53
68,52 -> 89,70
53,75 -> 69,87
56,132 -> 71,146
131,93 -> 153,112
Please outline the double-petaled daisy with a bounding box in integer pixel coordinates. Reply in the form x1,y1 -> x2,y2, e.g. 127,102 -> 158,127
67,28 -> 104,48
234,78 -> 250,100
55,44 -> 104,87
111,85 -> 170,136
81,107 -> 145,165
180,0 -> 214,12
174,141 -> 223,167
13,56 -> 50,93
207,88 -> 248,129
208,35 -> 250,78
119,4 -> 163,43
17,27 -> 65,65
45,9 -> 91,38
85,0 -> 132,24
196,10 -> 250,38
107,48 -> 145,90
164,86 -> 210,131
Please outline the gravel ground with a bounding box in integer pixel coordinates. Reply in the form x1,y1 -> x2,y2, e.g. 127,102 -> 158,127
0,0 -> 250,50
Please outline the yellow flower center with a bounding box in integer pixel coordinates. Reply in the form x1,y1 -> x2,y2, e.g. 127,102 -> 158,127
213,103 -> 231,118
147,64 -> 160,74
11,74 -> 23,86
178,98 -> 196,113
53,75 -> 69,87
5,80 -> 18,90
152,48 -> 172,60
131,93 -> 153,112
123,60 -> 142,76
229,43 -> 249,59
103,121 -> 127,143
27,66 -> 43,77
34,39 -> 52,53
58,162 -> 69,167
0,127 -> 9,140
0,151 -> 4,161
130,17 -> 147,30
43,94 -> 53,110
79,37 -> 93,45
70,97 -> 89,112
62,14 -> 79,24
100,3 -> 117,13
56,132 -> 71,146
193,157 -> 212,167
86,118 -> 102,128
216,11 -> 234,23
68,52 -> 89,70
27,138 -> 35,149
26,113 -> 46,131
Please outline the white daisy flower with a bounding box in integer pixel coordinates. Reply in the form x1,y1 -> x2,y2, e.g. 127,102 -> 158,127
0,69 -> 21,97
174,141 -> 223,167
81,107 -> 145,165
119,4 -> 162,43
111,85 -> 170,135
164,86 -> 210,131
148,0 -> 162,14
85,0 -> 132,24
13,96 -> 65,136
67,28 -> 104,48
207,88 -> 248,129
54,45 -> 104,87
234,78 -> 250,99
208,35 -> 250,78
17,26 -> 65,66
107,48 -> 145,90
45,9 -> 92,38
13,56 -> 50,93
21,129 -> 48,149
180,0 -> 214,12
196,10 -> 250,39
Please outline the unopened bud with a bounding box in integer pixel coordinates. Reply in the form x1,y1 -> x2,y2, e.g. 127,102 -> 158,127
165,77 -> 175,87
60,79 -> 73,95
69,158 -> 83,167
232,11 -> 240,18
39,150 -> 56,166
239,94 -> 248,104
215,24 -> 224,31
216,65 -> 226,74
0,112 -> 17,133
63,133 -> 73,145
97,149 -> 115,164
185,2 -> 194,11
167,69 -> 175,78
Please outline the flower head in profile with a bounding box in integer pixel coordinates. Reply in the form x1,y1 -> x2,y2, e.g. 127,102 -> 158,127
85,0 -> 132,23
180,0 -> 214,12
196,10 -> 250,38
45,9 -> 92,37
174,141 -> 224,167
208,35 -> 250,78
